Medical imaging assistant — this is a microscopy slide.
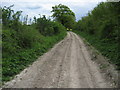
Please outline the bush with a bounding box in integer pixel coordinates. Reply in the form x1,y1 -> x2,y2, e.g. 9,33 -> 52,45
2,6 -> 67,83
73,2 -> 119,70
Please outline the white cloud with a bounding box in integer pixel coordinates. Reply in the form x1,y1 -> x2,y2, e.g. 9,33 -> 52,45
1,0 -> 106,21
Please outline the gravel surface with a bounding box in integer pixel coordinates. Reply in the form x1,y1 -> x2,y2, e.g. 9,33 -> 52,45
3,32 -> 112,88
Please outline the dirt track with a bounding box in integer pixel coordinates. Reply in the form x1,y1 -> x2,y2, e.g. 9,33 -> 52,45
4,32 -> 112,88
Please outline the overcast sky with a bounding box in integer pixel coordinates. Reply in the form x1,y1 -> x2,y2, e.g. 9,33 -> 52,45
1,0 -> 106,21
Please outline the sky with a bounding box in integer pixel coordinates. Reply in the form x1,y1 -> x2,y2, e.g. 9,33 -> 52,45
1,0 -> 106,21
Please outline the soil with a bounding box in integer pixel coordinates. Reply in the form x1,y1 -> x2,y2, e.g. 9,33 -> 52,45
3,32 -> 116,88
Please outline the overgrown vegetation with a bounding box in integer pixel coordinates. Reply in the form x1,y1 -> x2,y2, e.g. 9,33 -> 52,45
2,2 -> 119,84
2,5 -> 66,82
73,2 -> 120,70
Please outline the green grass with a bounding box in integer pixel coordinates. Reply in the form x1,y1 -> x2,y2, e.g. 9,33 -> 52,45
73,30 -> 119,70
2,28 -> 66,83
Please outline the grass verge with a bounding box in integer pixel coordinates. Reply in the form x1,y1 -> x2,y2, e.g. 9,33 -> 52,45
73,30 -> 119,70
2,29 -> 66,84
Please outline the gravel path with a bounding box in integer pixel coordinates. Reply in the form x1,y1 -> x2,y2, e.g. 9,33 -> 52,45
3,32 -> 111,88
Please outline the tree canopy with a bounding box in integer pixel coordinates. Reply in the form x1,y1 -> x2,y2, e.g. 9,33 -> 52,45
51,4 -> 76,29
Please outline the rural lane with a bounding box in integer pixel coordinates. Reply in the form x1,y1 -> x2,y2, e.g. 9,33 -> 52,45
3,32 -> 111,88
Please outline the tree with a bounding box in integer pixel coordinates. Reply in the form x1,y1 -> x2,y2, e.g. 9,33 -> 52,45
51,4 -> 76,29
2,5 -> 14,27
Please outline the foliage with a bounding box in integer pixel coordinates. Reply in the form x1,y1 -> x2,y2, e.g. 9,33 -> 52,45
73,2 -> 120,70
51,4 -> 76,29
36,15 -> 65,36
2,5 -> 67,83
